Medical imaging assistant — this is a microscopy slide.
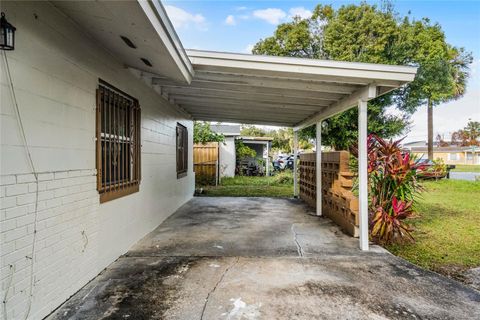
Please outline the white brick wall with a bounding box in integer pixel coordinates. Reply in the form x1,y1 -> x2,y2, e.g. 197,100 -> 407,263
1,170 -> 98,319
1,2 -> 195,319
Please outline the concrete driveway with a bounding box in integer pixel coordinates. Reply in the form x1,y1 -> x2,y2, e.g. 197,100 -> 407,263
48,197 -> 480,320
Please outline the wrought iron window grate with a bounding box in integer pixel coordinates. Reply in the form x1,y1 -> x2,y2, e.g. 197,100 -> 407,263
96,81 -> 141,202
176,123 -> 188,178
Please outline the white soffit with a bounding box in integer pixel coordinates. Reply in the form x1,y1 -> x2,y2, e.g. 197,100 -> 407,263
52,0 -> 193,83
145,49 -> 417,128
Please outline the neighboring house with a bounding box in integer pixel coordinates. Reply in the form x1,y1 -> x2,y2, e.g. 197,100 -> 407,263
403,140 -> 428,148
0,1 -> 416,318
405,143 -> 480,165
210,124 -> 241,178
237,136 -> 273,176
211,125 -> 273,177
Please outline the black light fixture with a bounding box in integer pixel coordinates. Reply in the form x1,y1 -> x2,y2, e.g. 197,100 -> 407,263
1,12 -> 16,51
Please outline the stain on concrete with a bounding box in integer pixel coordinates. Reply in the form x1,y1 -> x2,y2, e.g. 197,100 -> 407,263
100,258 -> 189,319
127,197 -> 361,258
47,198 -> 480,320
271,282 -> 426,319
223,297 -> 262,320
50,257 -> 198,320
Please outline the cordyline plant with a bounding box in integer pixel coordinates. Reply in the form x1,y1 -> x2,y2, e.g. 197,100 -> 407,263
352,134 -> 424,244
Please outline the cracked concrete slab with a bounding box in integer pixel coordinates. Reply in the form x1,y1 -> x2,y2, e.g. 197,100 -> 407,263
127,197 -> 360,258
464,267 -> 480,291
47,197 -> 480,320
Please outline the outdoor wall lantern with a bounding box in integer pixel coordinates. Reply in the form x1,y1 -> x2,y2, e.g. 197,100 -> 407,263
1,12 -> 16,51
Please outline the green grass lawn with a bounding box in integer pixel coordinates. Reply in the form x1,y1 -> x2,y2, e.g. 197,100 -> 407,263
199,173 -> 294,197
387,179 -> 480,280
451,164 -> 480,172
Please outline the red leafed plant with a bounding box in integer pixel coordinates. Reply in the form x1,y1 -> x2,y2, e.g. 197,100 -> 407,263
371,197 -> 415,243
353,134 -> 423,244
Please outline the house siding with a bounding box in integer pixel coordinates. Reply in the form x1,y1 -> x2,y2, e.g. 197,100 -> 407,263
219,136 -> 236,177
412,151 -> 479,165
0,2 -> 194,319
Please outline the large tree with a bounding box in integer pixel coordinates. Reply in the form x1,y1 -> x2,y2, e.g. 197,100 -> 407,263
240,125 -> 267,137
241,125 -> 311,153
193,121 -> 224,144
395,19 -> 473,158
253,3 -> 472,151
451,121 -> 480,146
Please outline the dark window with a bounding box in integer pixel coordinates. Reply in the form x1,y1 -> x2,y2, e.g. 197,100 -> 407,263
176,123 -> 188,178
96,80 -> 141,203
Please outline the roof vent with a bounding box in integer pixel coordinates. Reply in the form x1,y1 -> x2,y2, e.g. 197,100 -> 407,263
141,58 -> 152,67
120,36 -> 136,49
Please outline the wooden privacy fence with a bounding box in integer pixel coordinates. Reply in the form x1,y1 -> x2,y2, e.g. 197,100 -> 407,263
194,142 -> 219,185
299,151 -> 359,237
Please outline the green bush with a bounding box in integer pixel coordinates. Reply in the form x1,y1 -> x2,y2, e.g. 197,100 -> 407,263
416,158 -> 447,179
195,174 -> 216,186
272,171 -> 294,185
236,141 -> 256,159
353,134 -> 422,244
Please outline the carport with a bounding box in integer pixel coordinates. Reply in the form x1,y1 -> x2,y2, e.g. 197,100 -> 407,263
133,50 -> 417,251
6,2 -> 478,319
49,197 -> 480,319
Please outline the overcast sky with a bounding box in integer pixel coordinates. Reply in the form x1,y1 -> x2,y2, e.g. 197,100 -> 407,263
164,0 -> 480,142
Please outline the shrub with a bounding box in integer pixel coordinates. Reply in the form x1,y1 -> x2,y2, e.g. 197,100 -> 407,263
417,158 -> 447,179
195,174 -> 216,186
353,134 -> 423,244
432,159 -> 447,176
272,171 -> 294,185
235,141 -> 256,159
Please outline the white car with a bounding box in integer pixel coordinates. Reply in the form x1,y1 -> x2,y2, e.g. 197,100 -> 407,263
273,155 -> 289,170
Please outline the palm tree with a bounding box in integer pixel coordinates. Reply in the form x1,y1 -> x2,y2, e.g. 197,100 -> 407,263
426,46 -> 472,159
464,121 -> 480,146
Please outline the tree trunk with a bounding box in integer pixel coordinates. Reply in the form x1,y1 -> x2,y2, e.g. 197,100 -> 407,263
427,98 -> 434,160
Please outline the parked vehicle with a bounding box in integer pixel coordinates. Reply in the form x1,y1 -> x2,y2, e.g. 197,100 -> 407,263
273,155 -> 289,171
415,159 -> 455,179
285,154 -> 300,170
273,154 -> 300,171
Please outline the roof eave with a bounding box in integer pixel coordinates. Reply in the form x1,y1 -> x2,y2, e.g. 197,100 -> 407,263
139,0 -> 193,83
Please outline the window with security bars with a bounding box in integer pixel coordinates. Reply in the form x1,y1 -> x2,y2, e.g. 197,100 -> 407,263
96,80 -> 141,202
176,123 -> 188,178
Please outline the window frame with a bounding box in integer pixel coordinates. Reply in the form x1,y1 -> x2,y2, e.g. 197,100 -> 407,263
176,123 -> 188,178
96,80 -> 141,203
449,153 -> 458,161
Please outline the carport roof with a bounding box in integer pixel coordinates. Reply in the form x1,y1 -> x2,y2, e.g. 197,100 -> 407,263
145,50 -> 417,129
54,0 -> 416,129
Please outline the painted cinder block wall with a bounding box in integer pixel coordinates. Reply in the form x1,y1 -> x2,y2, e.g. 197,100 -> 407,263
0,2 -> 194,319
219,136 -> 236,177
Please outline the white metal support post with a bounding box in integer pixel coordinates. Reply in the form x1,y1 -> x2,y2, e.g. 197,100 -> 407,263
266,142 -> 270,176
358,99 -> 369,251
293,130 -> 298,197
316,121 -> 322,216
